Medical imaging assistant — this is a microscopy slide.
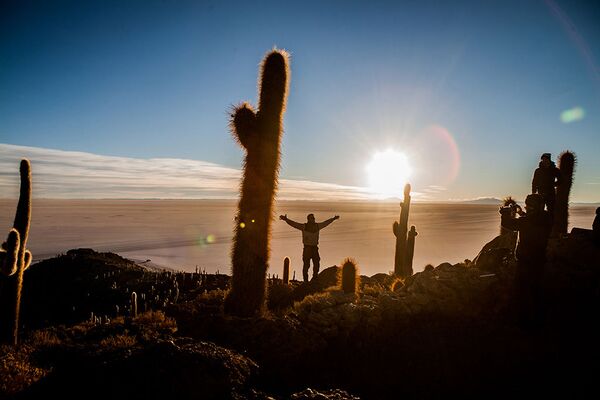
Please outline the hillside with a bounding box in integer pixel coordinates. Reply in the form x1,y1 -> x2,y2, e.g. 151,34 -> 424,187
1,231 -> 600,399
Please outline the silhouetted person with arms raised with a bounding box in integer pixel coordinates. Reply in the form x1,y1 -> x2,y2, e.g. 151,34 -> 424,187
593,207 -> 600,246
280,213 -> 339,282
500,193 -> 552,329
532,153 -> 561,215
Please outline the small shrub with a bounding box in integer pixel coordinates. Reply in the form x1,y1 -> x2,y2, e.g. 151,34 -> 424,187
390,277 -> 404,292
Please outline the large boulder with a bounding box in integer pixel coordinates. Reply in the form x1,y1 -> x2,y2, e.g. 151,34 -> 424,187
472,232 -> 517,272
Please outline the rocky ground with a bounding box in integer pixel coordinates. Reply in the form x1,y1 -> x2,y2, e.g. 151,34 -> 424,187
1,230 -> 600,399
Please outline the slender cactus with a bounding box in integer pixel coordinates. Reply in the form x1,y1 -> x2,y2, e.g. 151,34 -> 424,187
283,257 -> 290,285
393,183 -> 412,277
224,50 -> 290,317
0,159 -> 32,345
131,292 -> 137,318
405,225 -> 418,276
552,151 -> 576,236
341,258 -> 359,294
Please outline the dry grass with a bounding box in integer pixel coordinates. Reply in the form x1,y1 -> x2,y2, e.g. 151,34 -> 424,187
133,310 -> 177,332
28,329 -> 62,347
0,344 -> 49,397
99,333 -> 137,349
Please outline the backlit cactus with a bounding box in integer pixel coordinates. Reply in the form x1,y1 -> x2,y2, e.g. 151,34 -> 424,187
283,257 -> 290,285
393,183 -> 412,277
341,258 -> 359,294
405,225 -> 418,276
224,50 -> 290,317
553,151 -> 576,236
0,159 -> 32,345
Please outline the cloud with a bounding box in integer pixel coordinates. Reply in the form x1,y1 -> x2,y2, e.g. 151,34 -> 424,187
0,143 -> 372,200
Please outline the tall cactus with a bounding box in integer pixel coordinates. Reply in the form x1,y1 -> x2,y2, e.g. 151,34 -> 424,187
0,159 -> 32,345
224,50 -> 290,317
405,225 -> 418,276
552,150 -> 576,236
282,257 -> 290,285
393,183 -> 411,277
341,258 -> 359,294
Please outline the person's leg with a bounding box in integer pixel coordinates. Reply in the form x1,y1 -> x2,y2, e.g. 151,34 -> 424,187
302,246 -> 310,283
545,192 -> 556,216
311,247 -> 321,280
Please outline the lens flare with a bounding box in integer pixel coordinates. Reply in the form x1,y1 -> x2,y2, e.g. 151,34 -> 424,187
411,125 -> 460,190
560,107 -> 585,123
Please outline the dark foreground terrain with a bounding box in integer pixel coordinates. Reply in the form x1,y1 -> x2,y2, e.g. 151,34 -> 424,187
1,230 -> 600,399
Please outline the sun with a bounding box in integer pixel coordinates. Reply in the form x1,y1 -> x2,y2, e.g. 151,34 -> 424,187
366,149 -> 412,198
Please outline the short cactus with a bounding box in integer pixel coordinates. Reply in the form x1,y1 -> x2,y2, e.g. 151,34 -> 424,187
224,49 -> 290,317
341,258 -> 360,294
0,159 -> 32,345
552,151 -> 576,236
283,257 -> 290,285
393,184 -> 412,277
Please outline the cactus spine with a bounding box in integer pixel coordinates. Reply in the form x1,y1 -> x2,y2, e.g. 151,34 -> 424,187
131,292 -> 137,318
224,50 -> 290,317
283,257 -> 290,285
393,183 -> 412,277
341,258 -> 359,294
552,151 -> 576,236
405,225 -> 418,276
0,159 -> 32,345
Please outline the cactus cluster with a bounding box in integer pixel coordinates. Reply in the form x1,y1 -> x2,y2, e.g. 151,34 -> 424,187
393,184 -> 416,277
0,159 -> 32,345
224,49 -> 290,317
552,151 -> 576,236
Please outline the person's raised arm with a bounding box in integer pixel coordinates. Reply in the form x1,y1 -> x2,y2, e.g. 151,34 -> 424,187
317,215 -> 340,230
279,214 -> 304,230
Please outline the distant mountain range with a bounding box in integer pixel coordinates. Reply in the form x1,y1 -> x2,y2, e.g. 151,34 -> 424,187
458,197 -> 504,205
456,197 -> 599,206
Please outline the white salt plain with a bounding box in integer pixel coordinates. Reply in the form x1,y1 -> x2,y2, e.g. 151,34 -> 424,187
0,199 -> 596,277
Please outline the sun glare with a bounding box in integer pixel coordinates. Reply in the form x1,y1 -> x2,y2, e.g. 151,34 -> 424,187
366,149 -> 412,198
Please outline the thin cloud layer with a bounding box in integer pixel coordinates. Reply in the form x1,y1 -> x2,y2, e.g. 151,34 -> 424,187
0,143 -> 372,200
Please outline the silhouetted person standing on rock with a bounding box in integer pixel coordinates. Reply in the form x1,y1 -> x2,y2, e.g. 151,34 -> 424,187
532,153 -> 561,215
280,213 -> 339,282
500,193 -> 552,328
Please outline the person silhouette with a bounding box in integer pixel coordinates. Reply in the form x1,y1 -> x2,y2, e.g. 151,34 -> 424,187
532,153 -> 561,215
279,213 -> 340,282
500,193 -> 552,328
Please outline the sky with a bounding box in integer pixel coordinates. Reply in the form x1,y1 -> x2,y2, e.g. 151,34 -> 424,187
1,0 -> 599,202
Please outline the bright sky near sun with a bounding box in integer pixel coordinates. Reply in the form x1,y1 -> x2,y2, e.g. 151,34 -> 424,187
1,0 -> 599,202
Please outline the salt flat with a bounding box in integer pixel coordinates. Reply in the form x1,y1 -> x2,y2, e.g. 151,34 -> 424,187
0,199 -> 596,276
